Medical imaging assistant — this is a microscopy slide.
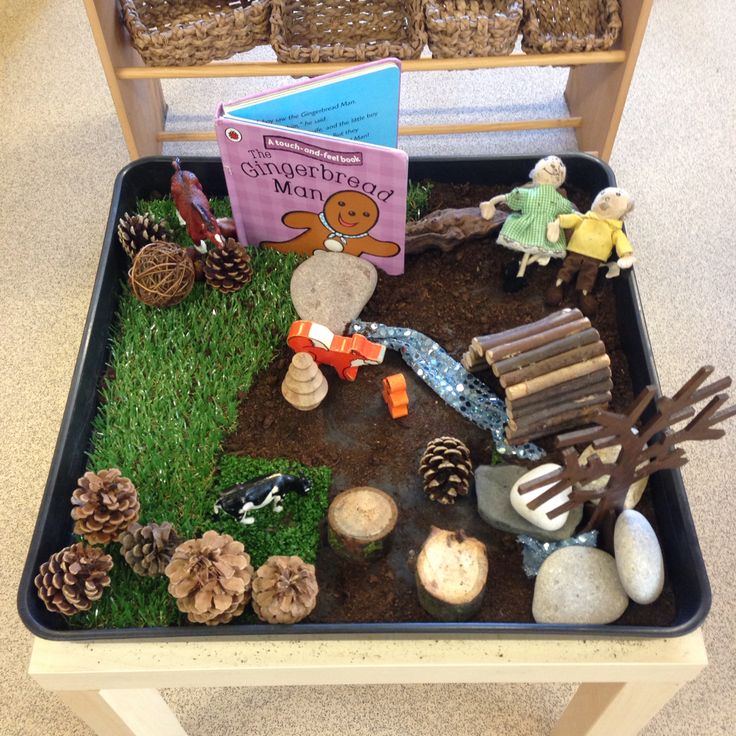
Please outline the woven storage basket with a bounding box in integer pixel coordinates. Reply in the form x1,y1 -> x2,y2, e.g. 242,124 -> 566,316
521,0 -> 621,53
270,0 -> 427,63
425,1 -> 522,58
120,0 -> 271,66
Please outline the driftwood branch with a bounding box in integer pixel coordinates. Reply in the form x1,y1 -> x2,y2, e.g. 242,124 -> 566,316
405,206 -> 507,255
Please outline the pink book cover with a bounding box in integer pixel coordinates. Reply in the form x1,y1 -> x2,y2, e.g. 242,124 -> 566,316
215,119 -> 408,275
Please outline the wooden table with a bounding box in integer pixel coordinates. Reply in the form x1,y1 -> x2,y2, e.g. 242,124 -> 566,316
29,629 -> 706,736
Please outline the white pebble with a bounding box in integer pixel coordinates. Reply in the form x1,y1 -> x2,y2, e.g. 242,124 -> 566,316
510,463 -> 571,532
614,510 -> 664,604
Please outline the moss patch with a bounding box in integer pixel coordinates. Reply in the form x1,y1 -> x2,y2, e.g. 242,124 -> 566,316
212,456 -> 330,568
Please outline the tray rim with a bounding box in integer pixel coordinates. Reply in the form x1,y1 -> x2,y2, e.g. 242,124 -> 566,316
18,154 -> 712,641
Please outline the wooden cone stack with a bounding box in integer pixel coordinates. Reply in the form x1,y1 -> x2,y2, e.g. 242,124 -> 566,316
281,352 -> 328,411
465,309 -> 613,444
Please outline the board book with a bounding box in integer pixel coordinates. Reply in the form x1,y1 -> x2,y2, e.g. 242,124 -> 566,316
220,59 -> 401,147
215,60 -> 408,275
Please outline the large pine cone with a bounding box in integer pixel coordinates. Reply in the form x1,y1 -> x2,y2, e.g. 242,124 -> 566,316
419,436 -> 473,505
252,556 -> 318,625
204,238 -> 252,293
165,530 -> 254,626
34,543 -> 113,616
117,212 -> 170,259
71,468 -> 140,545
120,522 -> 181,577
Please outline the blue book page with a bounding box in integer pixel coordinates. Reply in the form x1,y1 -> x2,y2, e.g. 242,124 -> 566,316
223,65 -> 400,147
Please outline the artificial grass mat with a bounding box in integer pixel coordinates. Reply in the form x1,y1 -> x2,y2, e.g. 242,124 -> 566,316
73,197 -> 330,629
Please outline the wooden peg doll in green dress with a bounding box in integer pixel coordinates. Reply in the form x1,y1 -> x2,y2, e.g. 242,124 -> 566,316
479,156 -> 574,279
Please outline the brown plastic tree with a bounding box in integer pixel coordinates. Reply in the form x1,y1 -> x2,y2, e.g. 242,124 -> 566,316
517,366 -> 736,533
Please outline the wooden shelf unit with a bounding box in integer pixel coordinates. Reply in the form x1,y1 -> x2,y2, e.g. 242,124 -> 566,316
84,0 -> 652,161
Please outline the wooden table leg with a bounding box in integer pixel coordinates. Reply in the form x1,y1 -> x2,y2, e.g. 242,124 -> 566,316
552,681 -> 685,736
565,0 -> 653,160
58,689 -> 186,736
83,0 -> 165,158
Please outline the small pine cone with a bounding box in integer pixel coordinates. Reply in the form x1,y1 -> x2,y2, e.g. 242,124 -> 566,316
34,542 -> 113,616
165,530 -> 254,626
419,436 -> 473,505
71,468 -> 140,545
252,555 -> 318,625
204,238 -> 252,294
120,522 -> 181,577
117,212 -> 170,259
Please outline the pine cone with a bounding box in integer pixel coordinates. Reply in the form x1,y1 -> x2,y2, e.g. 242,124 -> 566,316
252,555 -> 318,625
204,238 -> 252,293
34,542 -> 113,616
71,468 -> 140,545
165,530 -> 254,626
120,522 -> 181,577
419,436 -> 473,505
117,212 -> 170,259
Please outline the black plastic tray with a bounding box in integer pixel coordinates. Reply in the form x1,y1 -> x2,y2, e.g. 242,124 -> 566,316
18,155 -> 711,640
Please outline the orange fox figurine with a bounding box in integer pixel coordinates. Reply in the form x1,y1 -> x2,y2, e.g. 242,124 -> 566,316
287,320 -> 385,381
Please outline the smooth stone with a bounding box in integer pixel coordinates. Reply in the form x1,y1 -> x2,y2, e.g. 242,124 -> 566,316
578,443 -> 648,509
290,251 -> 378,335
510,463 -> 571,531
613,509 -> 664,604
475,464 -> 583,542
533,546 -> 629,624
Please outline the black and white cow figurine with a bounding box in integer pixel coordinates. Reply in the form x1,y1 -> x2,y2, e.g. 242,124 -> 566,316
213,473 -> 312,525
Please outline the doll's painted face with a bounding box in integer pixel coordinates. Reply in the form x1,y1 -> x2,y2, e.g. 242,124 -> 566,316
531,156 -> 567,188
592,187 -> 634,220
323,191 -> 379,235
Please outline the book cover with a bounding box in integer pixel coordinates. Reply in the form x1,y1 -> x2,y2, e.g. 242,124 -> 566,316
215,118 -> 408,275
221,59 -> 401,148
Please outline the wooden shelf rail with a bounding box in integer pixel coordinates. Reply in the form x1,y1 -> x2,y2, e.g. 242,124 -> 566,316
84,0 -> 653,161
116,51 -> 627,79
159,116 -> 583,143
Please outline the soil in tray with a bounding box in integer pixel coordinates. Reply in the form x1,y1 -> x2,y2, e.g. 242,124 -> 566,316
225,182 -> 676,627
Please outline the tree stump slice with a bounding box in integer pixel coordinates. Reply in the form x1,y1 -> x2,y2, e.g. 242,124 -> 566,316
415,526 -> 488,621
327,487 -> 398,562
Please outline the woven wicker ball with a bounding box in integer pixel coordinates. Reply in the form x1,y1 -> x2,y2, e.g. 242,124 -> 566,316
128,241 -> 195,308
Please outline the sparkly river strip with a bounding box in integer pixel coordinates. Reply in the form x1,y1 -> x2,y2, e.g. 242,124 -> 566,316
349,321 -> 544,461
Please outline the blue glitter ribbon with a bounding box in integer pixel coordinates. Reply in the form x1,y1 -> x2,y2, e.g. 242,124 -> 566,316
517,532 -> 599,577
349,320 -> 544,461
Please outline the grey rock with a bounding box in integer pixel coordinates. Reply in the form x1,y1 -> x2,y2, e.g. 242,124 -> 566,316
614,509 -> 664,604
533,546 -> 629,624
475,464 -> 583,542
290,251 -> 378,335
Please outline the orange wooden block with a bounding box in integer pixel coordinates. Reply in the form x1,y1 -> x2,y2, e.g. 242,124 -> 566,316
382,373 -> 409,419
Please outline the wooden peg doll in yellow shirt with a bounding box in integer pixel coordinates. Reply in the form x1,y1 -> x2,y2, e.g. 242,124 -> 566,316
545,187 -> 635,316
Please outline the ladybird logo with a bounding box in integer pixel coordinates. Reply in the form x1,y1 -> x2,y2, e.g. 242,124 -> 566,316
225,128 -> 242,143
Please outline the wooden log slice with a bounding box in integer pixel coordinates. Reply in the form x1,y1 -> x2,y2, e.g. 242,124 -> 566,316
327,487 -> 398,562
415,527 -> 488,622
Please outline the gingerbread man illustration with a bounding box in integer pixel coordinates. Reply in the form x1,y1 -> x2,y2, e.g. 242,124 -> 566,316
261,191 -> 400,259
